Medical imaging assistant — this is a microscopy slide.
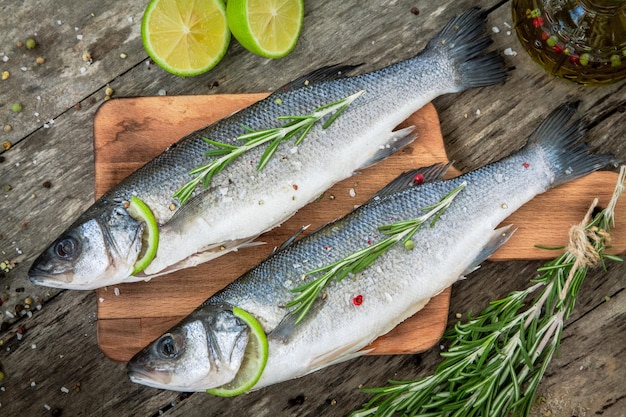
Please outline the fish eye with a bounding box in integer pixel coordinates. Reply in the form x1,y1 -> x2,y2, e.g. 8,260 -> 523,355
54,237 -> 79,259
156,334 -> 179,359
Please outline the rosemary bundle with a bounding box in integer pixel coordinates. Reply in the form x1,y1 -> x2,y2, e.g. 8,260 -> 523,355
352,166 -> 625,417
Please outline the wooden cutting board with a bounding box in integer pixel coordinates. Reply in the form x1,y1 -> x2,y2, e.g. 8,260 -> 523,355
94,94 -> 625,363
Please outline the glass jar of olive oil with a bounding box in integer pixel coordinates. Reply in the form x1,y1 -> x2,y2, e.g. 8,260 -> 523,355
512,0 -> 626,85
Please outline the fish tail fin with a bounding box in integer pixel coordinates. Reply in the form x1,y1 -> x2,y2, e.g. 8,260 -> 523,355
427,7 -> 508,90
528,101 -> 616,187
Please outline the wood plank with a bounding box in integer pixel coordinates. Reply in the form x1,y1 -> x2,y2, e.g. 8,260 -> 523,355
93,95 -> 626,362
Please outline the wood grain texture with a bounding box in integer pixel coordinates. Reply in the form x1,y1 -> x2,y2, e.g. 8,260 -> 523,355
93,95 -> 626,362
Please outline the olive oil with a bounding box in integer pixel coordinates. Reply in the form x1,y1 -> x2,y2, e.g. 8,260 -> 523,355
512,0 -> 626,85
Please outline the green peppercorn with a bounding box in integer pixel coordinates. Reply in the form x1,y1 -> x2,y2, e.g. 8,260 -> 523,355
11,102 -> 22,113
25,38 -> 37,49
580,53 -> 591,66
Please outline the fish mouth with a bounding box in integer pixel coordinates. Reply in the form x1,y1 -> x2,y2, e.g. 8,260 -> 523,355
28,267 -> 99,290
127,362 -> 173,389
28,264 -> 72,288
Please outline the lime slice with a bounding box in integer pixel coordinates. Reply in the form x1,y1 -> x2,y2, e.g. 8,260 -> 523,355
126,196 -> 159,275
226,0 -> 304,59
206,306 -> 269,397
141,0 -> 230,76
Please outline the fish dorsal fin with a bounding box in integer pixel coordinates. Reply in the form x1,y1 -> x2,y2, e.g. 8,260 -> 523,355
366,162 -> 453,204
276,64 -> 363,92
271,225 -> 310,255
462,224 -> 516,275
359,126 -> 419,170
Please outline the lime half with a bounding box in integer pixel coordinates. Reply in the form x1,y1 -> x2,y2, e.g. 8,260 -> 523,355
127,196 -> 159,275
206,307 -> 269,396
226,0 -> 304,59
141,0 -> 231,76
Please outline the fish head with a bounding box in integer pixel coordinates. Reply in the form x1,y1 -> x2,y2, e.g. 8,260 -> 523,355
28,203 -> 144,290
127,305 -> 249,392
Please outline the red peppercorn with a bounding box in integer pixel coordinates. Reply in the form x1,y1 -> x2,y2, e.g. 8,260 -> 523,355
414,173 -> 425,184
353,295 -> 364,306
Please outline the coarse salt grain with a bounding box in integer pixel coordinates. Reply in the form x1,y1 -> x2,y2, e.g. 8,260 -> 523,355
79,67 -> 86,74
492,26 -> 500,33
504,48 -> 518,56
31,381 -> 36,387
60,386 -> 69,394
31,344 -> 36,349
2,56 -> 8,62
475,109 -> 481,116
98,297 -> 104,303
114,287 -> 120,296
76,34 -> 83,41
44,404 -> 52,411
349,188 -> 356,198
158,89 -> 166,96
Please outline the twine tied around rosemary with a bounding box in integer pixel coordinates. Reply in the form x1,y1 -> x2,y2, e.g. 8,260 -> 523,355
562,197 -> 612,301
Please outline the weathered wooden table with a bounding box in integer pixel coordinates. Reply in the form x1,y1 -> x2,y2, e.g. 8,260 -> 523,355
1,0 -> 624,416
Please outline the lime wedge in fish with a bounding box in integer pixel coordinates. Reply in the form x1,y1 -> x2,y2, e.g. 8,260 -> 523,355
141,0 -> 230,76
206,307 -> 269,397
226,0 -> 304,59
126,196 -> 159,275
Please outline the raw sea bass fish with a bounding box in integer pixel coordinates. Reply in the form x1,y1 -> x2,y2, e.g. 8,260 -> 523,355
127,103 -> 613,392
29,8 -> 507,290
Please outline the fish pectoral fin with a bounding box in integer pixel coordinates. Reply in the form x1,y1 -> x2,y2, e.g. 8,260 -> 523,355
360,126 -> 419,170
364,162 -> 453,204
463,225 -> 517,275
269,299 -> 326,344
309,339 -> 370,371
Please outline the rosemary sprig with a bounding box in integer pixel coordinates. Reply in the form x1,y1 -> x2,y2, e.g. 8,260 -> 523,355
173,90 -> 365,205
286,182 -> 467,324
351,166 -> 626,417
